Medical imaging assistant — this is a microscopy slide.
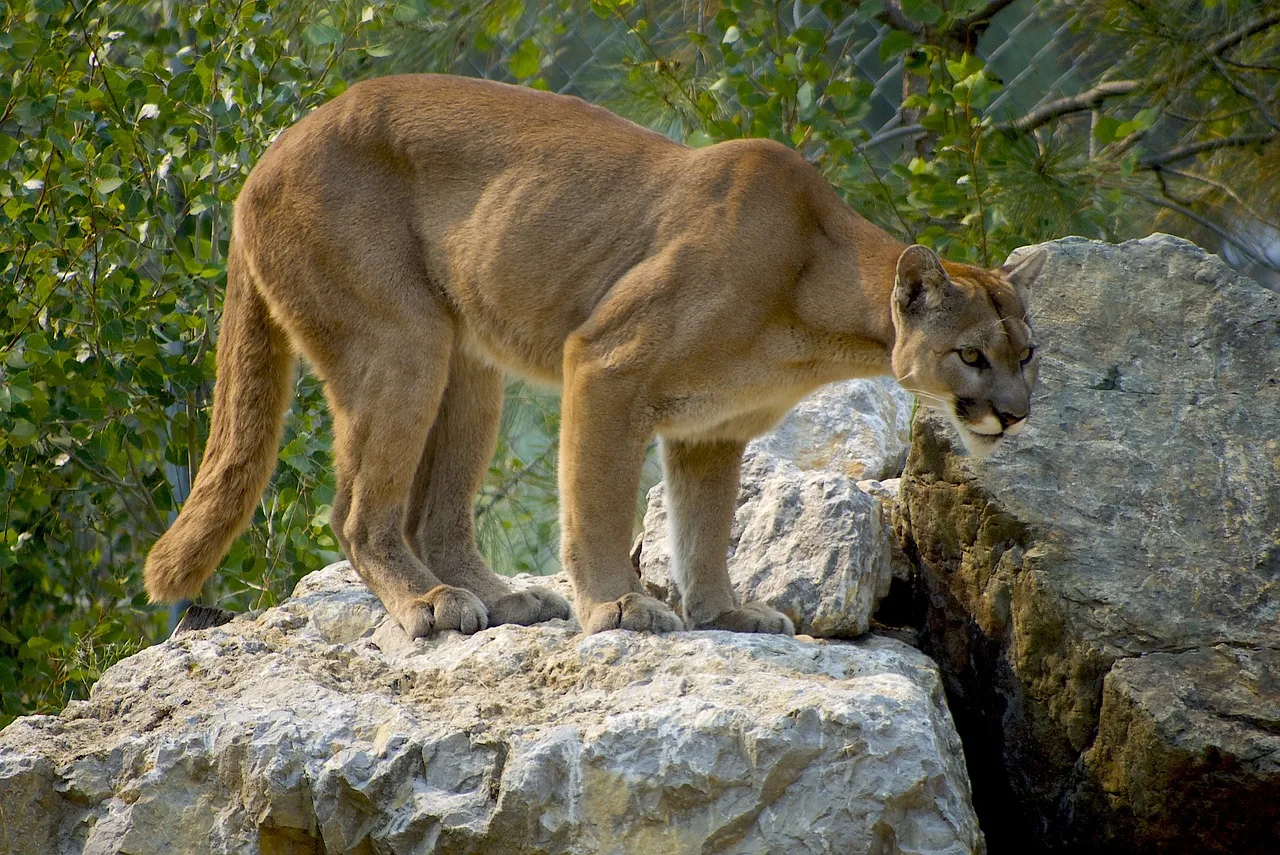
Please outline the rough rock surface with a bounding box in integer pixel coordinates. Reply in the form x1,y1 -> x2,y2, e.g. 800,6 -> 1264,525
857,478 -> 914,585
1077,645 -> 1280,852
639,451 -> 892,638
898,235 -> 1280,854
638,379 -> 909,637
747,377 -> 915,483
0,563 -> 985,855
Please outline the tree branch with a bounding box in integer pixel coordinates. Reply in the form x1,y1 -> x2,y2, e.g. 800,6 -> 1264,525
997,81 -> 1140,133
1137,132 -> 1277,169
1205,9 -> 1280,57
1129,188 -> 1273,270
865,123 -> 927,149
877,1 -> 922,36
998,10 -> 1280,134
1156,166 -> 1280,232
878,0 -> 1018,45
1209,57 -> 1280,132
950,0 -> 1017,35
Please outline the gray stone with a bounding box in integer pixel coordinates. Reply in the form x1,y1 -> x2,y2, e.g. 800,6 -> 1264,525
857,478 -> 914,584
1076,645 -> 1280,851
899,234 -> 1280,854
640,448 -> 893,637
749,377 -> 915,483
0,563 -> 985,855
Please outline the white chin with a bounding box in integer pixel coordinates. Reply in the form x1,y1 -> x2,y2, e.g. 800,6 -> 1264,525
946,414 -> 1003,457
960,430 -> 1002,458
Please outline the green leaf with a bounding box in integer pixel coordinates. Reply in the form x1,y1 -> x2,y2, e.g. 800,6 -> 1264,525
303,21 -> 340,46
901,0 -> 942,24
797,82 -> 813,111
1093,115 -> 1121,144
0,134 -> 17,164
791,27 -> 825,49
6,419 -> 37,446
946,53 -> 984,82
879,30 -> 915,63
509,40 -> 541,79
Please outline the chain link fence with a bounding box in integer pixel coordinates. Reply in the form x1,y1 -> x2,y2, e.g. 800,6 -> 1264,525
434,0 -> 1276,277
445,2 -> 1096,155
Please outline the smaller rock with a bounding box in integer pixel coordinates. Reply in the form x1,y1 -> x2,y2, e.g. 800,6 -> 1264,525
294,562 -> 388,644
856,478 -> 914,584
1075,645 -> 1280,852
638,378 -> 910,637
750,378 -> 914,482
640,448 -> 893,637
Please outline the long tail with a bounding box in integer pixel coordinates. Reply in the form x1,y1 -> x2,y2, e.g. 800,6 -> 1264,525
144,237 -> 294,602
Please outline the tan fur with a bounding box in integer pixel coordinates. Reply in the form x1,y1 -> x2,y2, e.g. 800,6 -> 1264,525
144,74 -> 1044,637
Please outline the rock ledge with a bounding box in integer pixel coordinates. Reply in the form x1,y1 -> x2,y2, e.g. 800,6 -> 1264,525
0,563 -> 983,855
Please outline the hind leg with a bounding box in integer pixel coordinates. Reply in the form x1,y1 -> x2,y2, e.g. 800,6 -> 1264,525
406,349 -> 571,626
323,314 -> 489,638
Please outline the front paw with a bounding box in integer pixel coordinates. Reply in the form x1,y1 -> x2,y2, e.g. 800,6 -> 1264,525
489,586 -> 572,626
400,585 -> 489,637
694,601 -> 795,635
582,592 -> 683,634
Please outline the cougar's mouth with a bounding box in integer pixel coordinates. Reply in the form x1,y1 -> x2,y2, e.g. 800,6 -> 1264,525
908,393 -> 1017,458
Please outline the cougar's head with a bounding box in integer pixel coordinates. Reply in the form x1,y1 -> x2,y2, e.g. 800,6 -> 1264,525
889,244 -> 1047,457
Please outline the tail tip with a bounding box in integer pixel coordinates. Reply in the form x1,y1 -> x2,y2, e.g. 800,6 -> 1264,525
144,538 -> 208,603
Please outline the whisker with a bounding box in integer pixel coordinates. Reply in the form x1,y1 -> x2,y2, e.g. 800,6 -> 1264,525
901,388 -> 954,410
900,385 -> 949,398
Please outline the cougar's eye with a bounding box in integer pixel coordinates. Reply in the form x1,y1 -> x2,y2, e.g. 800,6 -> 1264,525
1020,346 -> 1035,365
958,347 -> 987,368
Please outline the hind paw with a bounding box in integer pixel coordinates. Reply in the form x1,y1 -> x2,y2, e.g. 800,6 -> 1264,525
693,602 -> 795,635
489,586 -> 572,626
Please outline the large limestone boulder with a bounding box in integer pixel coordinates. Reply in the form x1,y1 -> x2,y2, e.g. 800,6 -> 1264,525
0,563 -> 985,855
898,235 -> 1280,854
638,379 -> 911,637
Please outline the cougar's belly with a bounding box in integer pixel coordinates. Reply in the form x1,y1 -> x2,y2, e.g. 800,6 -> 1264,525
455,325 -> 565,387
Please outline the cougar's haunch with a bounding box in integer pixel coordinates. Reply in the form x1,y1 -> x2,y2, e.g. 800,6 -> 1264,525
145,74 -> 1044,638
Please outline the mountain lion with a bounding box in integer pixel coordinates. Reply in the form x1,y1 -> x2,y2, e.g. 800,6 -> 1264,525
145,74 -> 1045,638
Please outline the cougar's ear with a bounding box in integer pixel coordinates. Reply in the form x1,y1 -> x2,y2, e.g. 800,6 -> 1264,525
1001,247 -> 1048,291
894,244 -> 948,312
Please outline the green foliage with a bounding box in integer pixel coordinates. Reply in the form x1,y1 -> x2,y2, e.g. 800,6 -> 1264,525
599,0 -> 1277,267
604,0 -> 1071,264
0,0 -> 607,726
0,0 -> 394,724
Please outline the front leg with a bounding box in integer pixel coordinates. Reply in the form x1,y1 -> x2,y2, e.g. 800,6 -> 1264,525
662,437 -> 794,635
560,340 -> 682,635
